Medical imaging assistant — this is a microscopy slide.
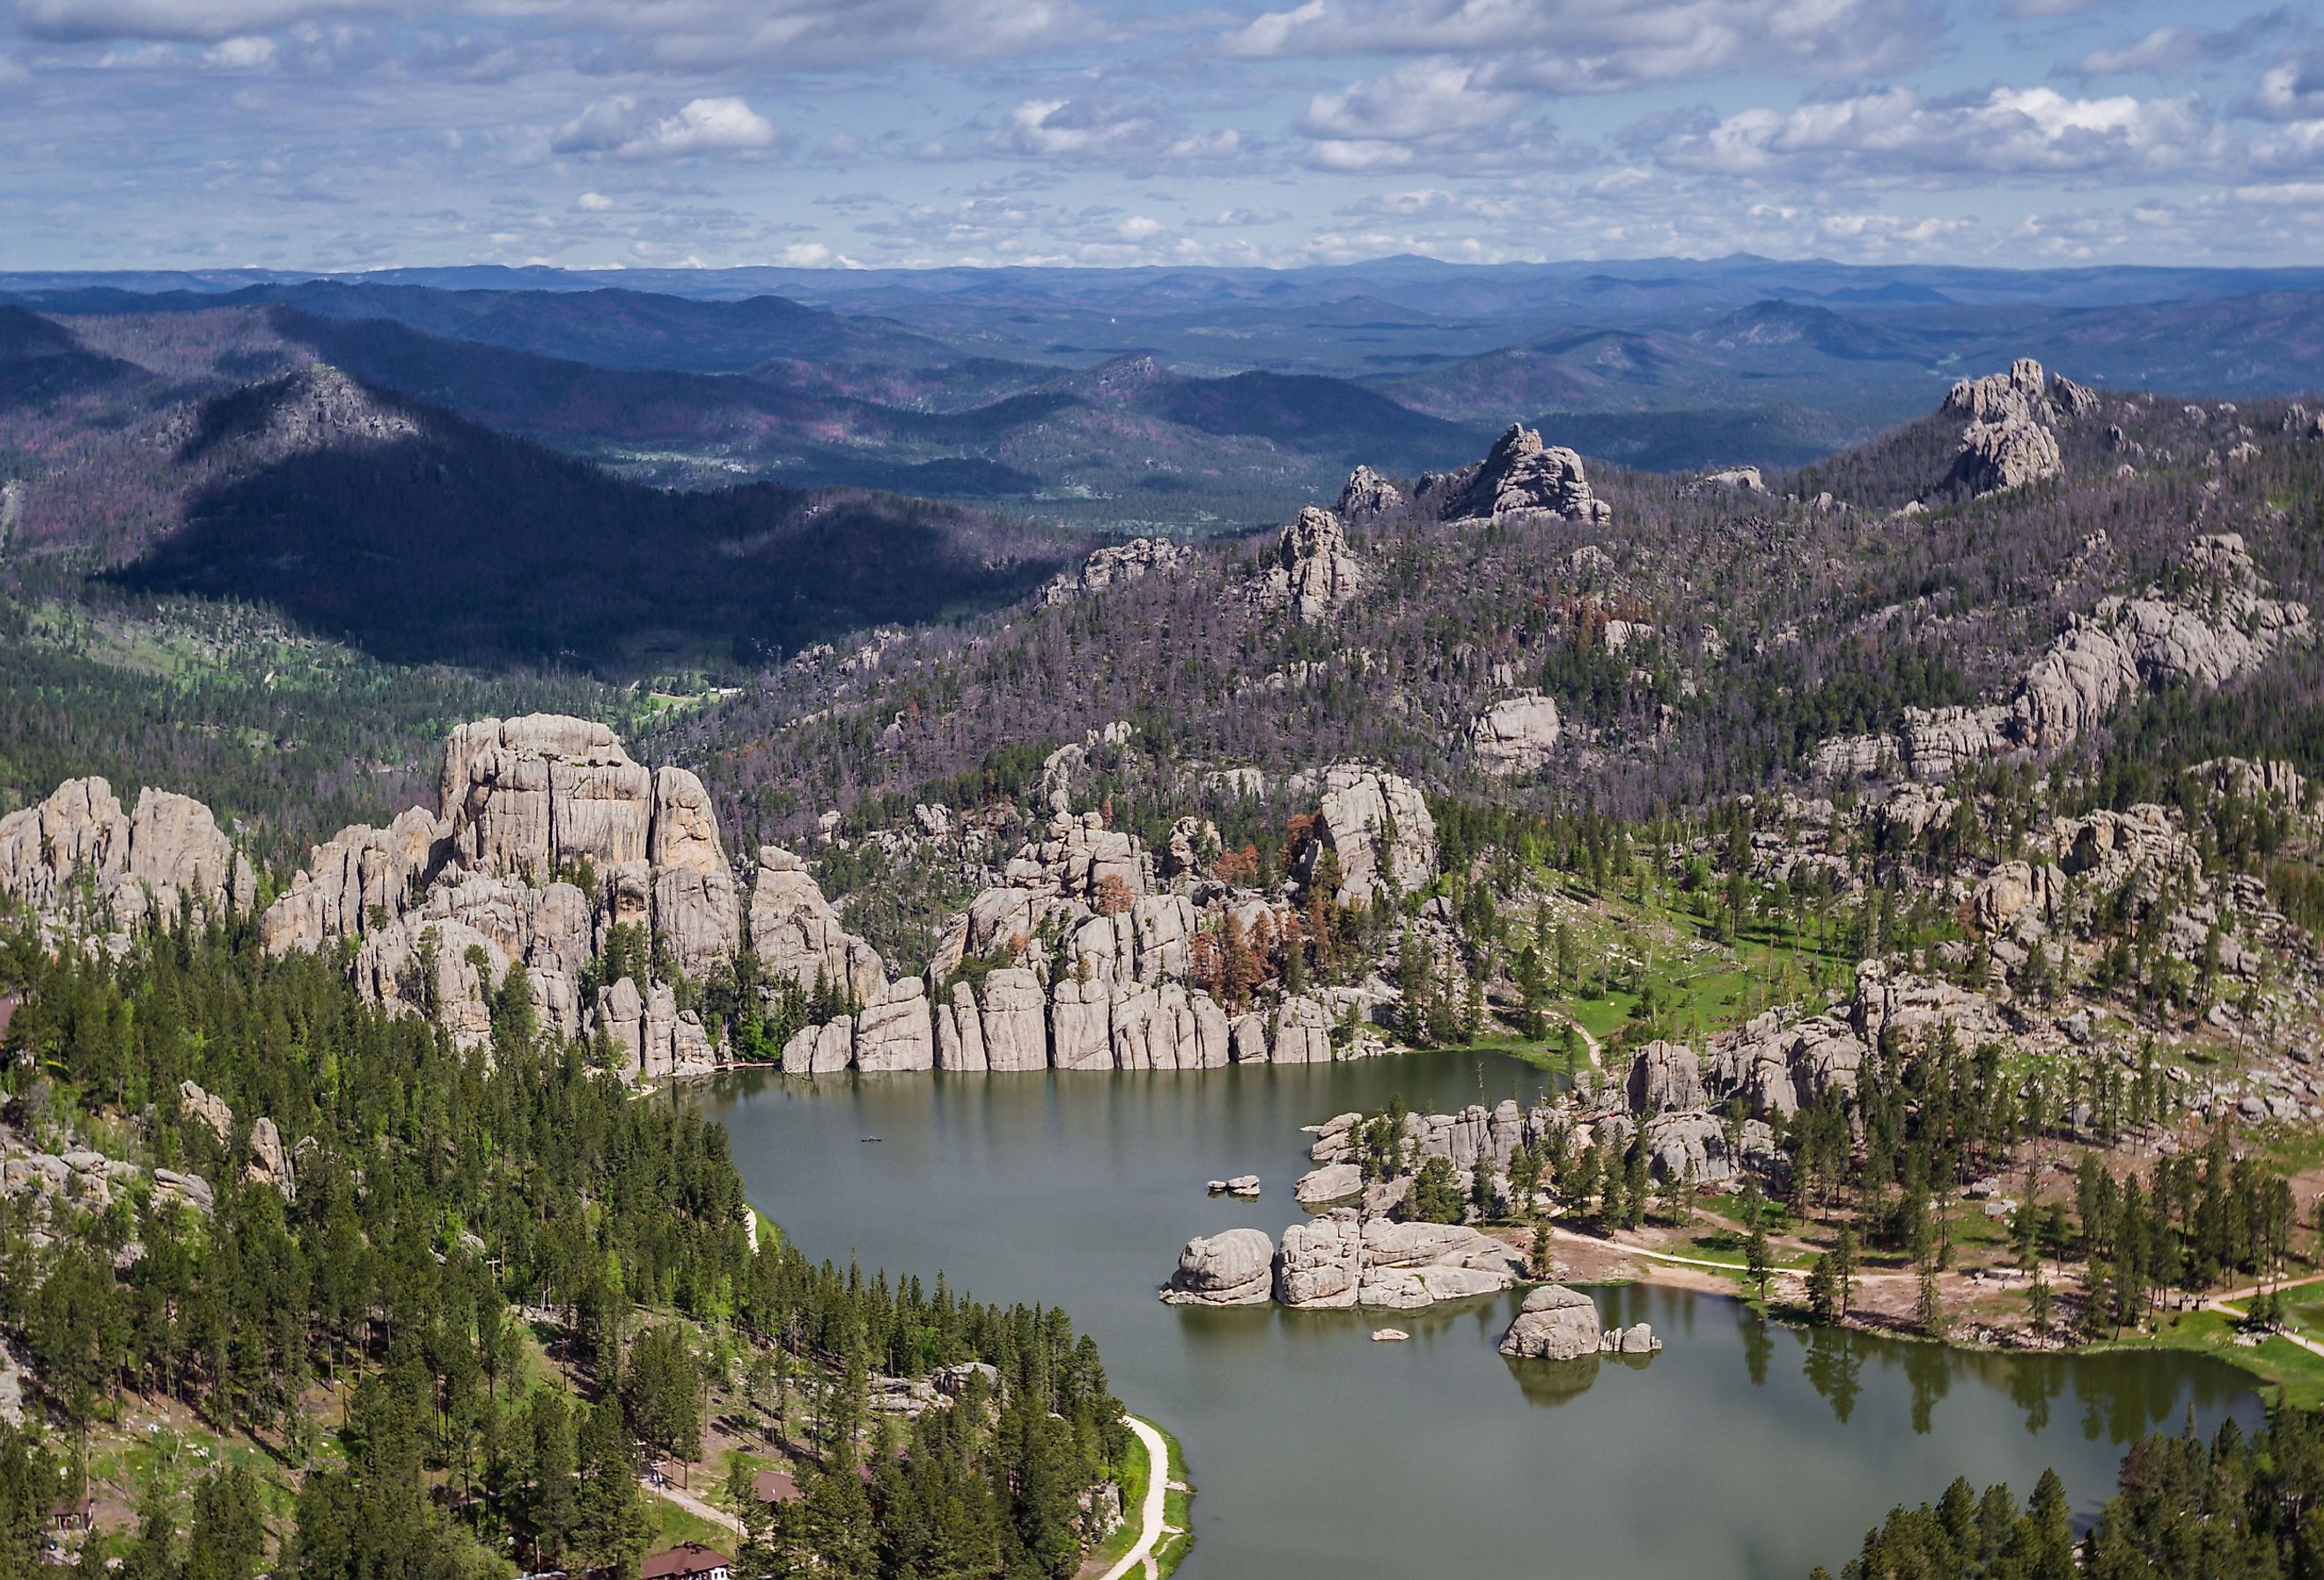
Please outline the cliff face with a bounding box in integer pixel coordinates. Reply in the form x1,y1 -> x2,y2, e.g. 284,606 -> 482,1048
2,714 -> 1443,1086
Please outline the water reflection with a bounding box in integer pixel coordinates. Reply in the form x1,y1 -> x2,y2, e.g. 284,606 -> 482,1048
1803,1328 -> 1863,1424
695,1056 -> 2265,1580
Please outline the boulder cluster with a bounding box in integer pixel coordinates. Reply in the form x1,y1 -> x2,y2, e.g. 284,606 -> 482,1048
1251,506 -> 1364,625
1815,533 -> 2311,782
1417,423 -> 1612,525
780,763 -> 1437,1076
1938,357 -> 2096,497
0,778 -> 252,943
1497,1285 -> 1658,1360
2,715 -> 1445,1088
1162,1213 -> 1522,1310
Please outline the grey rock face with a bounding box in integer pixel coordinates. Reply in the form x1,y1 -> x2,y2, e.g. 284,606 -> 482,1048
1253,506 -> 1363,625
444,715 -> 652,880
1499,1284 -> 1601,1360
1272,994 -> 1335,1064
1336,465 -> 1405,518
178,1080 -> 234,1146
0,776 -> 252,933
1049,975 -> 1114,1070
1162,1227 -> 1276,1305
934,981 -> 989,1072
979,967 -> 1051,1072
1042,538 -> 1192,606
1626,1040 -> 1706,1115
648,766 -> 725,875
780,1014 -> 855,1076
749,847 -> 886,1001
1470,691 -> 1563,776
1452,424 -> 1613,525
1304,764 -> 1437,906
854,978 -> 935,1073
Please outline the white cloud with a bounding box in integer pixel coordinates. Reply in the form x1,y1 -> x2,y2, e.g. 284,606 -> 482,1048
1298,60 -> 1526,142
1117,213 -> 1164,239
575,189 -> 615,210
1658,85 -> 2221,184
993,97 -> 1153,159
2246,52 -> 2324,121
2064,28 -> 2190,77
552,95 -> 782,160
202,34 -> 276,68
1221,0 -> 1928,85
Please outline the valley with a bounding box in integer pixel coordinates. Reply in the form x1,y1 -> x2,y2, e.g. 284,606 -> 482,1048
3,261 -> 2324,1580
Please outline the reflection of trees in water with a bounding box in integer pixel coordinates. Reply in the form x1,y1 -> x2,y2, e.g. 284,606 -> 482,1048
1803,1328 -> 1863,1425
2009,1358 -> 2062,1434
2072,1360 -> 2198,1446
1740,1313 -> 1772,1387
1902,1340 -> 1951,1434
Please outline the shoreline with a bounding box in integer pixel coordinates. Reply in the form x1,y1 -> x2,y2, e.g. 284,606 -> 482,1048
1540,1224 -> 2324,1406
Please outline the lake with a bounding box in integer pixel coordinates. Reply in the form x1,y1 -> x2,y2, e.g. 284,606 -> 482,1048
689,1051 -> 2261,1580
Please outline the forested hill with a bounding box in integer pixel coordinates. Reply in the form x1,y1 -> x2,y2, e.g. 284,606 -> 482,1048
0,917 -> 1130,1579
652,366 -> 2324,861
4,353 -> 1085,674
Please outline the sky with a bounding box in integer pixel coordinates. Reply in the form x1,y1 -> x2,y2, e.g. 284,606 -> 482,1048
4,0 -> 2323,273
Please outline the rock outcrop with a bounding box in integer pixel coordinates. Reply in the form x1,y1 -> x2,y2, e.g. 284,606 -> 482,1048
1815,533 -> 2310,783
1042,538 -> 1192,606
1162,1228 -> 1276,1305
1430,424 -> 1612,525
1302,765 -> 1437,906
1498,1285 -> 1600,1360
1273,1212 -> 1522,1309
0,778 -> 254,934
1939,358 -> 2085,496
750,848 -> 886,1001
1253,506 -> 1363,625
1335,465 -> 1404,518
1469,692 -> 1563,776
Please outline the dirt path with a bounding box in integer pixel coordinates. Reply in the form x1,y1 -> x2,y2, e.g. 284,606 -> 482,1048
644,1476 -> 746,1540
1094,1417 -> 1169,1580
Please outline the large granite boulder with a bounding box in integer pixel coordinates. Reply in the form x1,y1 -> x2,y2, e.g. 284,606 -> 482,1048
749,847 -> 885,1001
933,981 -> 989,1072
854,978 -> 935,1073
780,1014 -> 855,1076
1162,1228 -> 1276,1306
1470,692 -> 1562,776
1304,765 -> 1437,906
1253,507 -> 1363,625
1294,1162 -> 1363,1205
1050,975 -> 1114,1070
980,967 -> 1051,1072
1499,1284 -> 1601,1360
1272,994 -> 1335,1064
1626,1040 -> 1706,1115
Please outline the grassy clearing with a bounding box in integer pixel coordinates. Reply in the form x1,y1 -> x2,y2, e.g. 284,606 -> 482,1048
2093,1307 -> 2324,1410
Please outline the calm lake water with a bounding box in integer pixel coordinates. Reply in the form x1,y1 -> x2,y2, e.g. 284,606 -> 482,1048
690,1051 -> 2261,1580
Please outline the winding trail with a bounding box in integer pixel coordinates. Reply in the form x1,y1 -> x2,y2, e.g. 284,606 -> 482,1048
2205,1271 -> 2324,1359
1095,1416 -> 1171,1580
643,1476 -> 746,1539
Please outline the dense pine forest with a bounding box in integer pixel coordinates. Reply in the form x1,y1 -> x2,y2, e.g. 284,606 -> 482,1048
0,912 -> 1127,1577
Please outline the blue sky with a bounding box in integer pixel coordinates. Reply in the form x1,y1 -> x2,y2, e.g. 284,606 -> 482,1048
4,0 -> 2321,271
